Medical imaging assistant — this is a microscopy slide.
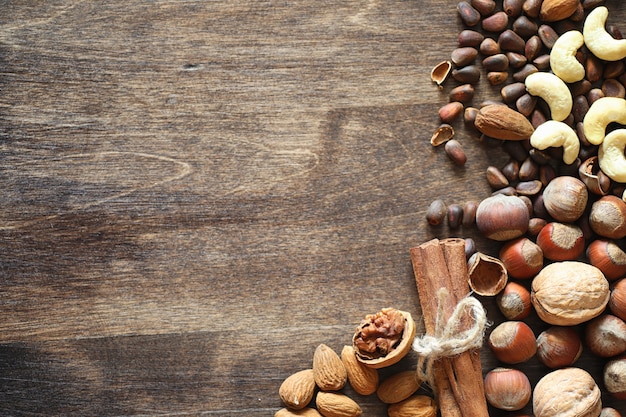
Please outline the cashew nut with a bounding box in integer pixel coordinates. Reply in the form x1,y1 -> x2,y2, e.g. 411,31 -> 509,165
525,72 -> 572,122
582,97 -> 626,145
550,30 -> 585,83
530,120 -> 580,165
599,129 -> 626,183
583,6 -> 626,61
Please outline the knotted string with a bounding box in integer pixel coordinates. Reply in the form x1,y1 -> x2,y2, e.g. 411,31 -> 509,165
412,287 -> 488,386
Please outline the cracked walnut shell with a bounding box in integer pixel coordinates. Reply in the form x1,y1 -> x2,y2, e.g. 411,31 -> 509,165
352,308 -> 416,369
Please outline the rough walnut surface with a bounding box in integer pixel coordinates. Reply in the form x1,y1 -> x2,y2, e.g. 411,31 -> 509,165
532,368 -> 602,417
531,261 -> 610,325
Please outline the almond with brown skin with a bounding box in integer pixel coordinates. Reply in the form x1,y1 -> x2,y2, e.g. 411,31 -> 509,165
275,407 -> 323,417
539,0 -> 579,22
387,395 -> 438,417
376,370 -> 422,404
316,392 -> 362,417
279,369 -> 316,410
474,104 -> 535,140
313,344 -> 347,391
340,345 -> 379,395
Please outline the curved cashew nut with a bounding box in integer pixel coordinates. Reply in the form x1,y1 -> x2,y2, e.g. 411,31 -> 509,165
530,120 -> 580,165
583,6 -> 626,61
525,72 -> 572,122
599,129 -> 626,183
582,97 -> 626,145
550,30 -> 585,83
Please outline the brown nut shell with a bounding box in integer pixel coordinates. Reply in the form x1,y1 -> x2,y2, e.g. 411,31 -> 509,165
531,261 -> 610,326
353,308 -> 416,369
533,368 -> 602,417
467,251 -> 508,296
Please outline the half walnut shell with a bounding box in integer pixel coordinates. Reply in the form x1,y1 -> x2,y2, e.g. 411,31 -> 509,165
352,308 -> 416,369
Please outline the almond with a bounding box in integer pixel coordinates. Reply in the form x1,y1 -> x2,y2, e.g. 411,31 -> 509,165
278,369 -> 316,410
376,370 -> 421,404
387,395 -> 438,417
340,345 -> 379,395
316,392 -> 362,417
474,104 -> 535,140
539,0 -> 579,22
275,407 -> 323,417
313,344 -> 347,391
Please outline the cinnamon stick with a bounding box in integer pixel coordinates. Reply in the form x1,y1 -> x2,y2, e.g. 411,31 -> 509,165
410,238 -> 489,417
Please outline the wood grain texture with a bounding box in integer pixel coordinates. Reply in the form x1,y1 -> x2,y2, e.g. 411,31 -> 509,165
0,1 -> 624,416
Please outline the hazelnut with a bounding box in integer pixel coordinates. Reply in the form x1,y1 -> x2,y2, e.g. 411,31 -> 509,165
541,176 -> 588,223
352,308 -> 416,369
589,195 -> 626,239
488,321 -> 536,364
604,355 -> 626,400
610,278 -> 626,322
499,237 -> 543,279
496,281 -> 532,320
483,367 -> 531,411
531,261 -> 610,326
585,314 -> 626,358
536,326 -> 583,369
475,194 -> 529,241
600,408 -> 623,417
533,368 -> 602,417
536,222 -> 585,261
586,239 -> 626,281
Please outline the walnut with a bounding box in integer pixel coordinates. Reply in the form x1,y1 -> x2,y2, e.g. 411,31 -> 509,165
531,261 -> 610,325
533,367 -> 602,417
352,307 -> 416,369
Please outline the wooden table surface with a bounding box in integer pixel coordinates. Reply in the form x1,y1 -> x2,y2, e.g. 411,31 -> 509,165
0,1 -> 624,416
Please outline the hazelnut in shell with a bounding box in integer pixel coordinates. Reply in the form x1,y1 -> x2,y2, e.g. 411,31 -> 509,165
499,237 -> 543,279
589,195 -> 626,239
604,355 -> 626,400
541,176 -> 588,223
536,326 -> 583,369
531,261 -> 610,326
533,367 -> 602,417
536,222 -> 585,261
352,308 -> 415,369
586,239 -> 626,281
585,314 -> 626,358
483,367 -> 531,411
475,194 -> 529,241
496,281 -> 532,320
488,321 -> 536,364
610,278 -> 626,322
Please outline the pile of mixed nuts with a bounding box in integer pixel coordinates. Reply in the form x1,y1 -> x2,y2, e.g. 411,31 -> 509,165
428,0 -> 626,416
275,1 -> 626,416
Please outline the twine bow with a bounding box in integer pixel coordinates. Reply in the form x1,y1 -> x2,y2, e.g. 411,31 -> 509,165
412,288 -> 488,386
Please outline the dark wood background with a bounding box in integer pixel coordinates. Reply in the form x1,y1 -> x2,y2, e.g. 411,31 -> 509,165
0,1 -> 623,416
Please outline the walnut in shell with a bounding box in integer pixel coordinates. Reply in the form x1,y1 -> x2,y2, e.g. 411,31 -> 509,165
352,308 -> 416,369
531,261 -> 610,325
533,367 -> 602,417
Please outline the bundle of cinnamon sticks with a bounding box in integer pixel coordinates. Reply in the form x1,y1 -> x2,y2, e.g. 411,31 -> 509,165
410,238 -> 489,417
